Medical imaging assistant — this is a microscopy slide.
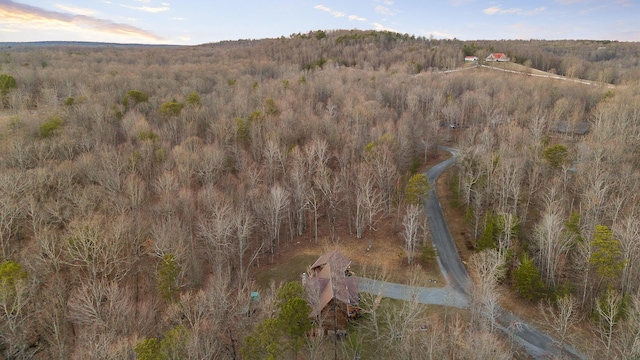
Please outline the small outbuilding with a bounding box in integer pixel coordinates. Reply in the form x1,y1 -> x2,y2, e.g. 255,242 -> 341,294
465,56 -> 479,62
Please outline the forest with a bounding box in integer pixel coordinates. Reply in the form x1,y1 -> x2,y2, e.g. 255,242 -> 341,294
0,29 -> 640,359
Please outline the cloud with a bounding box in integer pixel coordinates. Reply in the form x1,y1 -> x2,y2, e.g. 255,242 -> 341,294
375,5 -> 394,15
563,0 -> 632,6
371,22 -> 398,32
171,17 -> 186,21
121,4 -> 170,13
555,0 -> 587,3
523,7 -> 546,15
0,0 -> 163,41
450,0 -> 476,5
314,4 -> 370,23
54,4 -> 97,16
483,5 -> 546,15
314,5 -> 345,18
483,6 -> 517,14
422,30 -> 456,39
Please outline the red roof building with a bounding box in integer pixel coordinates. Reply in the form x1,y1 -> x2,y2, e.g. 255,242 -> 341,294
485,53 -> 510,62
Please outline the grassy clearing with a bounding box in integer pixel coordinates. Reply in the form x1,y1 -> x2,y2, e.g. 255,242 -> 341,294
255,252 -> 320,289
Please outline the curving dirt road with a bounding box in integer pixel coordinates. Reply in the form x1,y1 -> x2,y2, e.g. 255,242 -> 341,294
359,147 -> 586,360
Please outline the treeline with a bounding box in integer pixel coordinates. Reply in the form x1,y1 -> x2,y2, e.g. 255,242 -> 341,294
205,30 -> 640,84
0,30 -> 637,358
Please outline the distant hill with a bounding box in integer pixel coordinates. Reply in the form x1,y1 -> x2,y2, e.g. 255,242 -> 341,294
0,41 -> 182,49
1,30 -> 638,84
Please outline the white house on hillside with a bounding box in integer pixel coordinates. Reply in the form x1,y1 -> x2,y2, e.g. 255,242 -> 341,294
464,56 -> 479,62
485,53 -> 510,62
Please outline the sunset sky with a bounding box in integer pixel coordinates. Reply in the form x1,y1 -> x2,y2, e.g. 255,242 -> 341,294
1,0 -> 638,45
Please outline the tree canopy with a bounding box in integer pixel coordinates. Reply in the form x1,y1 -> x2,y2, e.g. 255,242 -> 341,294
590,225 -> 625,285
513,254 -> 546,300
542,144 -> 569,169
0,74 -> 16,95
405,173 -> 430,205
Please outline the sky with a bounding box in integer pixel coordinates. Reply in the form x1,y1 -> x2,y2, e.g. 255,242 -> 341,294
0,0 -> 639,45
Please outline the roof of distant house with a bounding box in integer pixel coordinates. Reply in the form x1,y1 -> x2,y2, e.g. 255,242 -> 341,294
489,53 -> 507,59
555,121 -> 590,135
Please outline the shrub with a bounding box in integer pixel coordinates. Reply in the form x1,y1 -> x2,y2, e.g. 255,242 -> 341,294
513,254 -> 545,300
236,117 -> 250,141
157,254 -> 181,301
134,338 -> 161,360
186,91 -> 201,106
0,260 -> 28,302
125,89 -> 149,104
405,173 -> 430,205
138,130 -> 159,142
542,144 -> 568,169
420,246 -> 436,267
123,89 -> 149,110
159,100 -> 184,117
0,74 -> 16,95
264,98 -> 279,116
40,116 -> 63,138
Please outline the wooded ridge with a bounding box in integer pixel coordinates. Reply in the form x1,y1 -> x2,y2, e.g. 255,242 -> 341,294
0,30 -> 638,359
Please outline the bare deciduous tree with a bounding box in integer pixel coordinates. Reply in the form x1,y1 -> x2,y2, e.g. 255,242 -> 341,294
540,294 -> 579,349
402,204 -> 423,266
354,163 -> 383,239
307,187 -> 322,244
594,289 -> 623,352
263,138 -> 286,185
197,195 -> 234,274
614,209 -> 640,295
370,145 -> 398,215
314,166 -> 343,242
532,189 -> 573,288
67,280 -> 134,336
233,205 -> 255,280
616,294 -> 640,359
287,147 -> 310,237
0,198 -> 20,259
469,249 -> 505,332
62,217 -> 133,282
0,271 -> 33,358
